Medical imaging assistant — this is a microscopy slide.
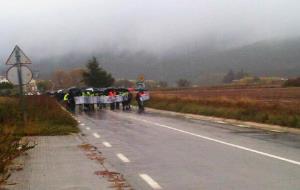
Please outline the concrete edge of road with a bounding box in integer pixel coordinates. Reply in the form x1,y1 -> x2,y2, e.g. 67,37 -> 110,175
145,107 -> 300,135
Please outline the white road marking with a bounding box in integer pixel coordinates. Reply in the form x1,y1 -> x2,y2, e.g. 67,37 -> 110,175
139,174 -> 162,189
237,124 -> 250,128
270,129 -> 283,133
86,127 -> 90,130
129,117 -> 300,166
80,123 -> 85,126
93,133 -> 100,138
117,153 -> 130,163
102,141 -> 112,147
216,120 -> 226,124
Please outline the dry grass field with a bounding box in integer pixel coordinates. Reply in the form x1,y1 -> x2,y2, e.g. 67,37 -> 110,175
148,86 -> 300,128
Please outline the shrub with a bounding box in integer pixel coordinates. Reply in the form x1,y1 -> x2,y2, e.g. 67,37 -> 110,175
284,77 -> 300,87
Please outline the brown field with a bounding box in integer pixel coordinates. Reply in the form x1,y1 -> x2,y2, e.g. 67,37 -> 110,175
148,86 -> 300,128
152,86 -> 300,105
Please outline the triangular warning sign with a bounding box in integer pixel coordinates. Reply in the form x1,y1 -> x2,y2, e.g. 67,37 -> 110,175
6,45 -> 32,65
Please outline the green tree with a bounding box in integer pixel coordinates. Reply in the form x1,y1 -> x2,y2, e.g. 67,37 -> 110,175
0,82 -> 13,90
82,57 -> 114,87
158,81 -> 168,88
176,79 -> 191,87
284,77 -> 300,87
223,70 -> 235,83
235,69 -> 249,80
0,82 -> 14,96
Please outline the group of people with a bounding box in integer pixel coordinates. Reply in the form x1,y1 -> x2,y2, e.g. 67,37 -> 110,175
53,87 -> 147,113
107,88 -> 133,111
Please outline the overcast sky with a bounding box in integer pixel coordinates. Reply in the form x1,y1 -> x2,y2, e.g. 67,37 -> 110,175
1,0 -> 300,61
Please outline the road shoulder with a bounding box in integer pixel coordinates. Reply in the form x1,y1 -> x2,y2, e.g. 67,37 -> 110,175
145,107 -> 300,135
2,135 -> 112,190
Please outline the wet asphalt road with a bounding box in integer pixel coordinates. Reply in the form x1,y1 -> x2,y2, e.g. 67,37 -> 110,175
76,109 -> 300,190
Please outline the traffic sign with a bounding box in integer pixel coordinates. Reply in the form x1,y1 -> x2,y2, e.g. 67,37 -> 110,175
6,65 -> 33,85
136,81 -> 146,90
6,45 -> 32,65
136,74 -> 146,89
138,74 -> 145,82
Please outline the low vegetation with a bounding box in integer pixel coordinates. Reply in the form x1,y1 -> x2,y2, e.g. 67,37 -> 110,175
149,86 -> 300,128
0,96 -> 78,136
0,82 -> 15,96
284,77 -> 300,87
0,95 -> 78,184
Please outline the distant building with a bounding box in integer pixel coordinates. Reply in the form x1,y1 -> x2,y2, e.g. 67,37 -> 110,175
0,76 -> 9,83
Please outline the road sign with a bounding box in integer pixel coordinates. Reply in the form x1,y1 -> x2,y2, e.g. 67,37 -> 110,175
136,74 -> 146,90
136,81 -> 146,89
138,74 -> 145,82
6,45 -> 32,65
6,65 -> 33,85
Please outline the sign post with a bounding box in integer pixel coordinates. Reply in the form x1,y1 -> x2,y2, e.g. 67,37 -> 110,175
15,47 -> 24,97
6,45 -> 32,123
136,74 -> 146,90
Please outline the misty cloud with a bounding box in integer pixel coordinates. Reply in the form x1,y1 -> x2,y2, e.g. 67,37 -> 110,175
0,0 -> 300,61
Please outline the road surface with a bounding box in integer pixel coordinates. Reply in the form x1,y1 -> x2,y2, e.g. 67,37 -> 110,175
76,109 -> 300,190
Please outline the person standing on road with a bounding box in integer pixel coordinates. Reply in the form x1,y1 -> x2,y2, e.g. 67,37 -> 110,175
124,88 -> 133,111
115,90 -> 120,110
68,92 -> 76,113
136,90 -> 144,113
63,92 -> 70,110
127,90 -> 133,110
82,90 -> 88,111
108,90 -> 115,110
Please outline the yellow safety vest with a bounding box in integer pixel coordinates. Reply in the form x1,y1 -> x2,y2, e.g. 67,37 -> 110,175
64,93 -> 69,101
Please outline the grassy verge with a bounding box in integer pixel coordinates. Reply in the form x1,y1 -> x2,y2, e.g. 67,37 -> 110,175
145,95 -> 300,128
0,95 -> 78,184
0,96 -> 79,136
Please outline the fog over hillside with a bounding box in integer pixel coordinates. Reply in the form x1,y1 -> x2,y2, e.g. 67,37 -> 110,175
1,0 -> 300,84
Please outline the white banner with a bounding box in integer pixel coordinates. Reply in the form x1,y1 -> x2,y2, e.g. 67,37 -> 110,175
74,93 -> 150,104
75,96 -> 84,104
116,95 -> 123,102
102,96 -> 116,104
141,92 -> 150,101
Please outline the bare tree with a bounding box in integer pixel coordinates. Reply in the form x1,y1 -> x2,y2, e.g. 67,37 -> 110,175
52,70 -> 72,89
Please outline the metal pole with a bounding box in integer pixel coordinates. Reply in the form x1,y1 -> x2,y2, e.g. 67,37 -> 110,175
15,46 -> 25,123
16,47 -> 23,95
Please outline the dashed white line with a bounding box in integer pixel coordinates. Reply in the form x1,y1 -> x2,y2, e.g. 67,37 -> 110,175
117,153 -> 130,163
237,124 -> 250,128
129,117 -> 300,166
93,133 -> 100,138
102,141 -> 112,147
80,123 -> 85,126
216,120 -> 226,124
86,127 -> 90,130
270,129 -> 283,133
139,174 -> 162,189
